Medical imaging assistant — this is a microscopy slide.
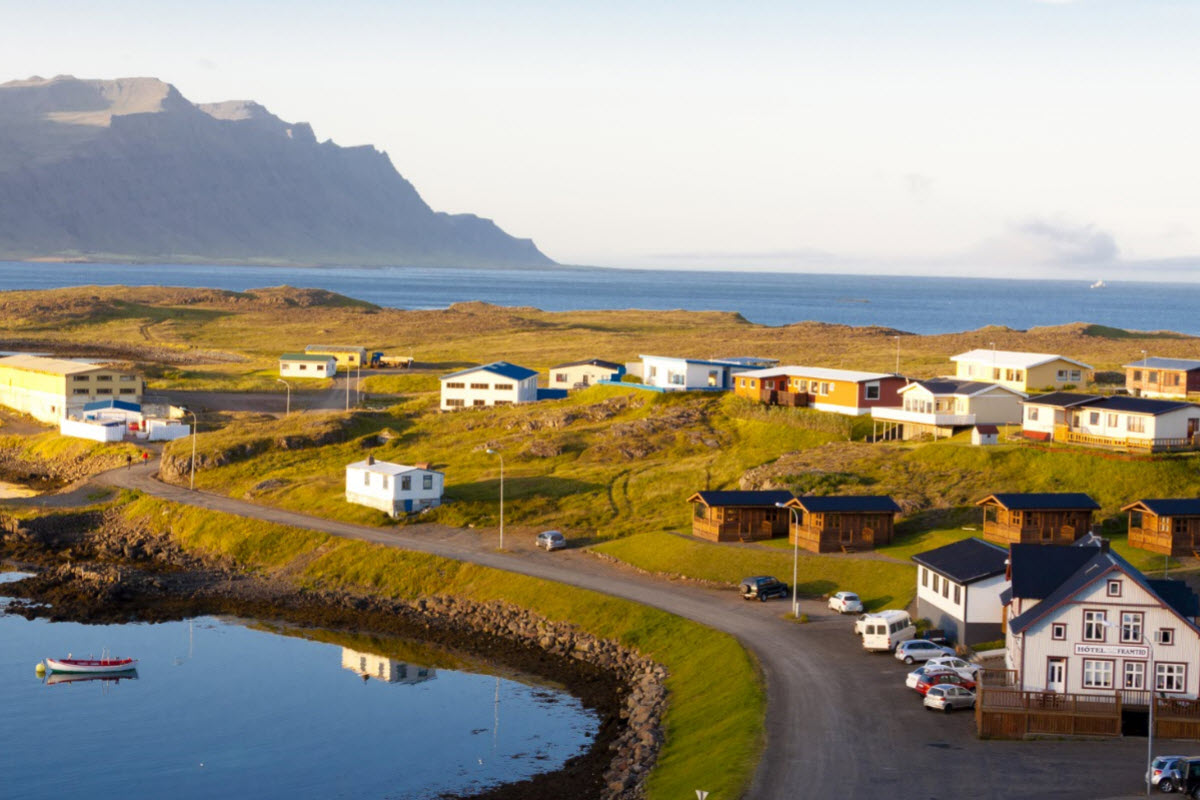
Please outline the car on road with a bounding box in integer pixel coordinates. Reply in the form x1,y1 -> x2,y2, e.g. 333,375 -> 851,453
895,639 -> 956,664
915,671 -> 976,696
906,664 -> 962,690
536,530 -> 567,551
924,656 -> 979,681
740,576 -> 790,602
923,684 -> 976,713
1148,755 -> 1199,793
828,591 -> 864,614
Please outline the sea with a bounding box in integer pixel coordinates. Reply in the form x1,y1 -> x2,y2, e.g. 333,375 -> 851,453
0,261 -> 1197,336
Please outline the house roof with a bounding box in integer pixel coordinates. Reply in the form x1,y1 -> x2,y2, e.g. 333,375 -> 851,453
951,349 -> 1092,371
902,378 -> 1027,399
735,365 -> 898,384
550,359 -> 623,371
688,490 -> 794,508
346,459 -> 442,476
82,399 -> 141,413
1087,396 -> 1196,416
976,492 -> 1099,511
787,495 -> 901,513
974,425 -> 999,434
305,344 -> 366,354
639,354 -> 778,369
1009,543 -> 1200,634
279,353 -> 336,362
1022,392 -> 1103,409
440,361 -> 538,381
912,538 -> 1008,584
1122,357 -> 1200,372
0,354 -> 116,376
1121,498 -> 1200,517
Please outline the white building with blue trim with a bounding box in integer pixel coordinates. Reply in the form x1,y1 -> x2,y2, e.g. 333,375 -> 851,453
439,362 -> 539,410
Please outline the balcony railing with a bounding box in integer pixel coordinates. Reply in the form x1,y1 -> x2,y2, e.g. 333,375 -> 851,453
869,407 -> 975,426
1054,427 -> 1200,452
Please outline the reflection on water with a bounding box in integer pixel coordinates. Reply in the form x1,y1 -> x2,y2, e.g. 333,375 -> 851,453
341,647 -> 436,685
44,670 -> 139,688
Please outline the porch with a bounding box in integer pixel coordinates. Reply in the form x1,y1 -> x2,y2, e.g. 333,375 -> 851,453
1053,425 -> 1200,452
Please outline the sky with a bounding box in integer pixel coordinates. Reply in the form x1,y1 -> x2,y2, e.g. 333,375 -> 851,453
2,0 -> 1198,279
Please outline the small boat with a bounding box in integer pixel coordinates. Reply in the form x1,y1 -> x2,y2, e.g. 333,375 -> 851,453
44,655 -> 139,674
1090,279 -> 1106,289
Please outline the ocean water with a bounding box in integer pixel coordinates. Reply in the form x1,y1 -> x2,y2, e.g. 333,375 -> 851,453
0,261 -> 1197,335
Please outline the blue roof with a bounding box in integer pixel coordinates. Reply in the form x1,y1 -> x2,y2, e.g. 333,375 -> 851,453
440,361 -> 537,381
688,490 -> 794,508
82,399 -> 141,413
1123,498 -> 1200,517
912,538 -> 1008,584
789,496 -> 901,514
977,492 -> 1099,511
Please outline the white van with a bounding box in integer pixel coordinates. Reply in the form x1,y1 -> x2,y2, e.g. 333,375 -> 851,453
860,610 -> 916,652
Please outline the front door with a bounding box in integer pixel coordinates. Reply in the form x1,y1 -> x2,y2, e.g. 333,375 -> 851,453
1047,658 -> 1066,693
1188,418 -> 1199,440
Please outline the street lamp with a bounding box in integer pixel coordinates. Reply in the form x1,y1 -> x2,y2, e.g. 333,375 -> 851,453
183,407 -> 197,491
893,335 -> 900,375
276,378 -> 291,417
1103,619 -> 1155,796
776,501 -> 800,617
486,448 -> 504,550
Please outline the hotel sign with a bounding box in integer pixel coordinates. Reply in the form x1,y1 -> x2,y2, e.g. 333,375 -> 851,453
1074,643 -> 1149,659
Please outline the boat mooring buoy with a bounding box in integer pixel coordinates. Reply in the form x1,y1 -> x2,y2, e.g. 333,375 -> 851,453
35,661 -> 46,676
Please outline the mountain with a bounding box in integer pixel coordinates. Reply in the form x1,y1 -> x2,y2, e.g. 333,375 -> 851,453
0,75 -> 553,267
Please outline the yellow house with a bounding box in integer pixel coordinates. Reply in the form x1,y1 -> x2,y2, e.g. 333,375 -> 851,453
950,349 -> 1091,393
304,344 -> 368,368
0,355 -> 144,423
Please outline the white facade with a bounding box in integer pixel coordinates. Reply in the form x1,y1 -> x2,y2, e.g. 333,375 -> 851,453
60,418 -> 124,442
1023,400 -> 1200,444
440,362 -> 538,410
916,568 -> 1007,644
549,361 -> 623,389
341,648 -> 437,684
345,459 -> 444,517
639,355 -> 770,391
147,419 -> 191,442
280,354 -> 336,379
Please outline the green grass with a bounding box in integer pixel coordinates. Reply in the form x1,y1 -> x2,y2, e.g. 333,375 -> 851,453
119,494 -> 764,800
359,373 -> 440,395
592,531 -> 917,610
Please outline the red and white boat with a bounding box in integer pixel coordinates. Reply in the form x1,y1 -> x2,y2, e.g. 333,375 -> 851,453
43,655 -> 138,674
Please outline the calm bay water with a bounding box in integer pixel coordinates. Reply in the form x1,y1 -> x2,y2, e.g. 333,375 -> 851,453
0,589 -> 598,799
1,261 -> 1199,335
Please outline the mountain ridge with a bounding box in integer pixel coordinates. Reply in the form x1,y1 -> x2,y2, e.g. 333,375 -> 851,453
0,75 -> 554,268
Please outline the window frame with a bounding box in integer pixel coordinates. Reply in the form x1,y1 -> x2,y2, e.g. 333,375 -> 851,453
1082,609 -> 1107,642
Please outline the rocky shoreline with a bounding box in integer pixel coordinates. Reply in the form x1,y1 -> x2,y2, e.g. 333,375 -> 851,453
0,510 -> 666,800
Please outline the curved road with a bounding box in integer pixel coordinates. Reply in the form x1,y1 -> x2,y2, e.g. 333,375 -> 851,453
87,463 -> 1151,800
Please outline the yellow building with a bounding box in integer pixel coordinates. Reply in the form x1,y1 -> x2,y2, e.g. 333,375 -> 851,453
950,349 -> 1092,393
304,344 -> 368,368
0,355 -> 144,423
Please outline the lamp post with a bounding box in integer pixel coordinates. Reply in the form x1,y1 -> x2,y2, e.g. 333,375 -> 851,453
893,335 -> 900,375
183,407 -> 197,491
275,378 -> 291,417
776,501 -> 800,617
1104,619 -> 1155,796
486,448 -> 504,550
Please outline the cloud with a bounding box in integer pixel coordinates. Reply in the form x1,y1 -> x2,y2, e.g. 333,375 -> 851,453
966,217 -> 1120,268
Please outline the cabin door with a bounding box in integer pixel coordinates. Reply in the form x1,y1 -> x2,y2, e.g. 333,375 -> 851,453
1047,658 -> 1066,693
1188,418 -> 1199,440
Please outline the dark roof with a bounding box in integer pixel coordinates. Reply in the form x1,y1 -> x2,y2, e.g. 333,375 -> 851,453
1149,579 -> 1200,619
1122,498 -> 1200,517
441,361 -> 538,381
912,378 -> 1007,396
974,425 -> 999,434
1022,392 -> 1102,408
688,490 -> 794,508
1122,357 -> 1200,372
550,358 -> 624,371
1088,395 -> 1195,415
977,492 -> 1099,511
536,388 -> 568,401
1008,543 -> 1100,600
912,538 -> 1008,584
82,399 -> 141,413
789,495 -> 901,513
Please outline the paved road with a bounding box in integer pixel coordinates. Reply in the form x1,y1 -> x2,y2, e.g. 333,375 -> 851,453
77,462 -> 1166,799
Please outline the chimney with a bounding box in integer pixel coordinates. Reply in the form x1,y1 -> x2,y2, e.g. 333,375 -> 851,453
367,455 -> 375,465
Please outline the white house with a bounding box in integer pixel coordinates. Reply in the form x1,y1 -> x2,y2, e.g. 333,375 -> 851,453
1021,392 -> 1200,450
345,457 -> 444,517
549,359 -> 625,390
440,362 -> 538,410
951,349 -> 1092,393
340,648 -> 436,685
638,355 -> 778,392
1004,538 -> 1200,701
912,538 -> 1009,645
871,379 -> 1026,440
280,353 -> 337,379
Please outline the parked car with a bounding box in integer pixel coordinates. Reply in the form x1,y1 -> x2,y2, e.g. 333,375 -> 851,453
915,671 -> 976,696
854,614 -> 872,635
1175,757 -> 1200,797
740,576 -> 789,602
923,684 -> 976,713
906,665 -> 961,690
860,610 -> 916,652
895,639 -> 957,664
536,530 -> 567,551
924,656 -> 979,681
828,591 -> 864,614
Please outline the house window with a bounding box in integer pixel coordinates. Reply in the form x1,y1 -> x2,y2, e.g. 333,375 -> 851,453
1083,659 -> 1114,689
1156,663 -> 1186,693
445,398 -> 465,407
983,505 -> 998,524
993,368 -> 1001,380
74,375 -> 90,382
96,375 -> 113,382
494,400 -> 512,406
865,383 -> 880,400
797,380 -> 808,392
401,476 -> 411,491
1089,412 -> 1100,425
1028,407 -> 1039,421
932,574 -> 940,593
494,383 -> 514,391
423,474 -> 433,490
1106,413 -> 1118,427
470,383 -> 489,390
119,388 -> 136,395
1124,661 -> 1145,690
1174,518 -> 1188,534
1070,370 -> 1081,381
1127,416 -> 1145,433
1155,628 -> 1175,646
708,371 -> 720,387
96,388 -> 112,395
738,378 -> 746,388
381,475 -> 389,489
556,373 -> 568,383
1083,610 -> 1107,641
445,382 -> 465,389
1173,373 -> 1182,386
953,584 -> 960,604
648,366 -> 658,378
941,579 -> 950,599
473,399 -> 486,407
1148,371 -> 1159,383
1129,510 -> 1143,528
363,472 -> 371,486
1051,623 -> 1066,640
1133,370 -> 1142,381
670,373 -> 686,385
73,388 -> 90,395
820,382 -> 831,395
298,364 -> 307,370
1107,580 -> 1121,597
119,375 -> 135,382
921,567 -> 928,588
1120,611 -> 1142,643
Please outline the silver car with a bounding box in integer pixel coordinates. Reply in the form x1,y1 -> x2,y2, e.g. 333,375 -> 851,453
923,684 -> 976,714
1147,755 -> 1192,793
536,530 -> 566,551
894,639 -> 956,664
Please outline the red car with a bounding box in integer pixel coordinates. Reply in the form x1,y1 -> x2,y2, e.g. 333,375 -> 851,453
914,670 -> 977,696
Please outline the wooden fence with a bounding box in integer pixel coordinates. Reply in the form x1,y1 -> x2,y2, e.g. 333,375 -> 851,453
1054,427 -> 1200,453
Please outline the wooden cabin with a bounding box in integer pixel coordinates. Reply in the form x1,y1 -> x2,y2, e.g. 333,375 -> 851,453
784,495 -> 901,553
976,493 -> 1099,546
1122,498 -> 1200,557
687,490 -> 794,542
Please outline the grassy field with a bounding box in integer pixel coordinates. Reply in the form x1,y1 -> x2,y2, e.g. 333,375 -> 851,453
119,494 -> 764,800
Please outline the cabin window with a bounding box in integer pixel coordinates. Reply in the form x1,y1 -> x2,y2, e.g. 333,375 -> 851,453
1124,662 -> 1145,690
737,378 -> 745,388
932,574 -> 940,593
865,383 -> 880,400
953,584 -> 961,604
473,399 -> 486,407
1028,407 -> 1039,421
1120,611 -> 1142,643
445,382 -> 465,389
1129,510 -> 1143,528
820,382 -> 831,395
797,379 -> 808,392
400,476 -> 411,491
423,475 -> 433,490
1106,413 -> 1118,427
670,373 -> 686,386
1083,610 -> 1107,641
298,364 -> 308,370
992,368 -> 1001,380
445,398 -> 465,407
1173,373 -> 1183,386
1175,518 -> 1189,534
470,383 -> 489,390
381,475 -> 389,490
694,504 -> 705,519
708,371 -> 720,387
556,373 -> 568,383
1156,663 -> 1186,693
1156,628 -> 1175,646
921,567 -> 928,588
1051,623 -> 1066,640
1107,579 -> 1121,597
648,366 -> 657,378
983,505 -> 998,524
1089,412 -> 1100,425
1127,416 -> 1145,433
1148,371 -> 1159,383
1011,511 -> 1023,525
363,472 -> 371,486
1083,659 -> 1114,689
1133,370 -> 1142,381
